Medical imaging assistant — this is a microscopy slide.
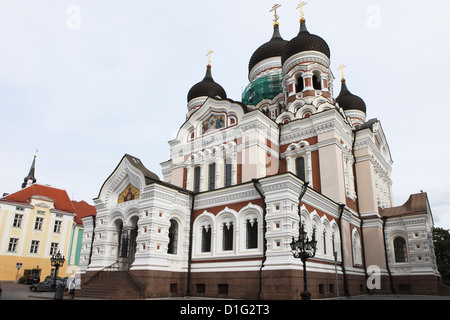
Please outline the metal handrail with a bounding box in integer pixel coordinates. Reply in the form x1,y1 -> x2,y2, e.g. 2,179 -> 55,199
82,260 -> 147,299
82,261 -> 119,286
126,270 -> 147,299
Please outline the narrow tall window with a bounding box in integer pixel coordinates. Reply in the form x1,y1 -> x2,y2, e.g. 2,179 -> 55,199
313,74 -> 322,90
201,225 -> 212,253
295,157 -> 306,181
312,226 -> 317,245
168,219 -> 179,254
352,232 -> 362,265
246,219 -> 258,249
223,222 -> 234,251
118,223 -> 129,258
332,233 -> 336,257
394,237 -> 408,263
193,166 -> 201,193
208,163 -> 216,191
224,160 -> 232,187
296,75 -> 304,93
323,231 -> 327,255
119,230 -> 129,258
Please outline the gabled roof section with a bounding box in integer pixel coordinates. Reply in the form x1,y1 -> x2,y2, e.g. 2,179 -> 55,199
357,118 -> 378,132
1,184 -> 76,213
71,200 -> 97,225
356,118 -> 393,163
381,192 -> 431,219
96,154 -> 161,201
124,154 -> 160,183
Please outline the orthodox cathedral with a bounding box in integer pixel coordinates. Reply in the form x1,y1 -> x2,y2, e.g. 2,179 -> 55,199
77,6 -> 444,299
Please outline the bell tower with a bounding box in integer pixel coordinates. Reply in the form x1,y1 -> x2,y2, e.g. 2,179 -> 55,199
281,4 -> 334,109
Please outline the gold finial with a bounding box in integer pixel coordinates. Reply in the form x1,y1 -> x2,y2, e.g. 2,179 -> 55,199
296,2 -> 307,22
270,4 -> 281,26
206,50 -> 214,66
337,64 -> 347,81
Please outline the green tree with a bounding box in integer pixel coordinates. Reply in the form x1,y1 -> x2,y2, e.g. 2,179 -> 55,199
433,227 -> 450,286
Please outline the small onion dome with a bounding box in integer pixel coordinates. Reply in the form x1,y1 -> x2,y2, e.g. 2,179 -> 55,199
248,23 -> 288,74
336,78 -> 366,113
281,18 -> 330,65
187,65 -> 227,102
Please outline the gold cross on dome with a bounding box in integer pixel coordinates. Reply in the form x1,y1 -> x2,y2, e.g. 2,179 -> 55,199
206,50 -> 214,65
296,2 -> 307,19
270,4 -> 281,25
337,64 -> 347,79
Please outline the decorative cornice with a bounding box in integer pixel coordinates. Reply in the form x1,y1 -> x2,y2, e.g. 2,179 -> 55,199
282,51 -> 330,76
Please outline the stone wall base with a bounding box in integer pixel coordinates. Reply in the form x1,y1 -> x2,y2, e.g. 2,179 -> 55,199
80,269 -> 446,299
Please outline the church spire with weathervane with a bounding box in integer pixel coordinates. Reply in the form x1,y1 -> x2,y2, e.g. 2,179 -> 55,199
22,154 -> 37,189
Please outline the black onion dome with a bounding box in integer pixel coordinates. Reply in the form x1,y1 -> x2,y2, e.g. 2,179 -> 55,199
336,79 -> 366,113
187,65 -> 227,102
281,19 -> 330,65
248,24 -> 288,73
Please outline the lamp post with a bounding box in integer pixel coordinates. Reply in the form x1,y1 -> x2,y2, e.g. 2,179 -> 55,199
290,222 -> 317,300
50,251 -> 65,287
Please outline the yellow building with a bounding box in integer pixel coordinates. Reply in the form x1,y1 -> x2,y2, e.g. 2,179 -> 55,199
0,183 -> 78,281
0,156 -> 96,282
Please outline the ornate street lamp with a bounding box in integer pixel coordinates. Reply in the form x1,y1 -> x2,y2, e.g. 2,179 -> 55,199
50,251 -> 65,287
290,222 -> 317,300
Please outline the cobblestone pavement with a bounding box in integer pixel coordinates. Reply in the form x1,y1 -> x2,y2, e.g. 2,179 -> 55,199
1,281 -> 450,300
0,281 -> 100,300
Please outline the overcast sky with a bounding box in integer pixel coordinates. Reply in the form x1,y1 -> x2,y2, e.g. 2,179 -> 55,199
1,0 -> 449,229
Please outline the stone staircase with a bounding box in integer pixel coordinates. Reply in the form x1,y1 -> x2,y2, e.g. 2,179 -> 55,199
77,271 -> 146,300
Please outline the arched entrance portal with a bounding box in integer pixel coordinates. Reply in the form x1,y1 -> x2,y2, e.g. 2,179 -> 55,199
115,216 -> 139,270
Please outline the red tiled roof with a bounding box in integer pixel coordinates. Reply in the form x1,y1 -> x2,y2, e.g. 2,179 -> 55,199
381,192 -> 429,218
1,184 -> 76,213
71,200 -> 97,225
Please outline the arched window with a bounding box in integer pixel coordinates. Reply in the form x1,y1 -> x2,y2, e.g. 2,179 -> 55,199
394,237 -> 408,263
296,75 -> 304,93
222,222 -> 234,251
331,225 -> 341,260
208,163 -> 216,191
312,224 -> 318,252
352,230 -> 362,265
313,73 -> 322,90
246,219 -> 258,249
332,232 -> 336,257
295,157 -> 306,181
224,159 -> 232,187
193,166 -> 201,193
168,219 -> 178,254
201,225 -> 212,253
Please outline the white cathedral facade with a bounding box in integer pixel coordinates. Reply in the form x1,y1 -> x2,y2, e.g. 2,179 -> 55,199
77,12 -> 443,299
